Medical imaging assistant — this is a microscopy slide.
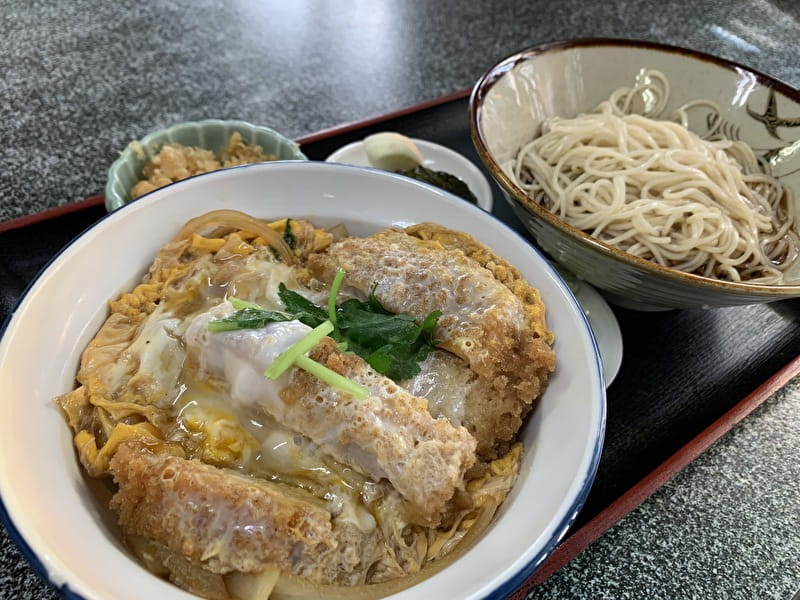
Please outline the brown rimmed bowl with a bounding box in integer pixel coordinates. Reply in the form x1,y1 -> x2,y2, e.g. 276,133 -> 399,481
469,39 -> 800,310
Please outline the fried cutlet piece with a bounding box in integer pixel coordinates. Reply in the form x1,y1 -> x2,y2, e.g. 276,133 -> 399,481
108,442 -> 337,575
307,225 -> 556,458
288,337 -> 477,526
184,306 -> 477,526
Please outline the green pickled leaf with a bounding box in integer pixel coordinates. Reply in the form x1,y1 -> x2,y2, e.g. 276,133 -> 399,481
396,165 -> 478,204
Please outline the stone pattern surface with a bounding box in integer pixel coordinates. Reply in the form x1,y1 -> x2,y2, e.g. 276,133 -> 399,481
1,0 -> 799,221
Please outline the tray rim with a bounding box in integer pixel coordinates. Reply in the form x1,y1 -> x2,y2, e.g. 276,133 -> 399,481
516,353 -> 800,593
1,88 -> 799,596
0,194 -> 105,234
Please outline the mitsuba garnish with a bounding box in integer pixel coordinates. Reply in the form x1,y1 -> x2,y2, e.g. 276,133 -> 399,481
208,268 -> 442,397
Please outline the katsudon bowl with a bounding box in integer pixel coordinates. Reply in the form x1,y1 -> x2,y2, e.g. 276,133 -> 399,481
0,162 -> 605,600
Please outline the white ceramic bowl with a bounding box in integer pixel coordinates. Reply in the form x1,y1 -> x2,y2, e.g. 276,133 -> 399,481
0,162 -> 604,600
325,137 -> 494,211
470,39 -> 800,310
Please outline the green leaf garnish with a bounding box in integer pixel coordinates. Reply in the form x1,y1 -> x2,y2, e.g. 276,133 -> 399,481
331,295 -> 441,381
209,272 -> 443,386
207,305 -> 293,332
278,283 -> 328,328
278,278 -> 442,379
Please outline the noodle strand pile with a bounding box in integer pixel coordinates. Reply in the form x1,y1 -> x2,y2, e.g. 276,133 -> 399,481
509,69 -> 799,283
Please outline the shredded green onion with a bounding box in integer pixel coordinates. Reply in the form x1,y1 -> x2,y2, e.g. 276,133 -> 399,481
328,268 -> 346,326
264,320 -> 334,380
219,296 -> 368,400
294,355 -> 369,401
263,319 -> 368,400
229,297 -> 264,310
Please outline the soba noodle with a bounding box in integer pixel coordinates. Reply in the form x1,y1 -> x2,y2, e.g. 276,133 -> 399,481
509,69 -> 799,284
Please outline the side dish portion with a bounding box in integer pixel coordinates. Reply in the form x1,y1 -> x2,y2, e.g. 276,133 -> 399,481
56,211 -> 555,599
131,132 -> 279,200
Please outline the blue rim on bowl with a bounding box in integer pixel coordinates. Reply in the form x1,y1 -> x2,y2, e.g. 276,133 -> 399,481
1,162 -> 606,599
105,119 -> 307,212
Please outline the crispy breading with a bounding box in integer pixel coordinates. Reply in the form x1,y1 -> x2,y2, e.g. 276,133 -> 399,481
284,338 -> 477,526
307,225 -> 556,458
185,304 -> 477,527
108,442 -> 337,575
403,223 -> 553,344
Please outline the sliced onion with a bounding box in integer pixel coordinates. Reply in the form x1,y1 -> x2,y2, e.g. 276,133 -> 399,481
327,223 -> 350,242
226,567 -> 280,600
173,210 -> 294,264
270,500 -> 500,599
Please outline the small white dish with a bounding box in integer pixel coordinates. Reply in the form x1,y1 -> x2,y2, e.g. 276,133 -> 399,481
549,262 -> 623,387
574,283 -> 623,386
326,137 -> 494,211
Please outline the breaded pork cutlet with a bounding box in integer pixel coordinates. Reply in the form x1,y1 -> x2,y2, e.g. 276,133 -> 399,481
185,304 -> 477,526
307,224 -> 556,459
108,441 -> 336,575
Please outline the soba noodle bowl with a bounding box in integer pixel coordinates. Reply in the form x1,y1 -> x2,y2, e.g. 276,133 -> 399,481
508,69 -> 799,284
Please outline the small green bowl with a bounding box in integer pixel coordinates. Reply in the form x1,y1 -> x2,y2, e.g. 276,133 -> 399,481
105,119 -> 307,211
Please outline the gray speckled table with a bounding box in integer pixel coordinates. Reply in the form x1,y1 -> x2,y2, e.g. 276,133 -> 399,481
1,1 -> 799,599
